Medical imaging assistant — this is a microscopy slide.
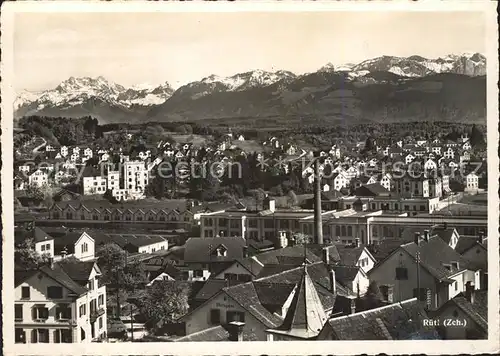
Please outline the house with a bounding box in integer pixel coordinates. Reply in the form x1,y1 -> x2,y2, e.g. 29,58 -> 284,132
393,176 -> 429,198
334,244 -> 377,274
460,151 -> 471,162
330,172 -> 350,192
60,146 -> 69,157
183,236 -> 247,281
49,231 -> 97,262
428,177 -> 443,198
433,289 -> 487,339
332,265 -> 369,296
465,172 -> 479,192
15,227 -> 55,258
181,262 -> 342,341
237,135 -> 245,141
368,233 -> 481,310
462,141 -> 472,151
82,167 -> 107,195
83,148 -> 93,158
377,173 -> 392,191
424,159 -> 437,171
122,235 -> 168,254
28,169 -> 49,188
405,153 -> 415,164
430,226 -> 461,249
14,175 -> 26,191
431,145 -> 442,155
455,233 -> 488,288
443,147 -> 456,159
317,298 -> 440,340
14,259 -> 107,344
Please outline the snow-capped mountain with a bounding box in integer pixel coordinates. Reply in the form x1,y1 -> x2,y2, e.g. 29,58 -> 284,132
349,52 -> 486,78
15,76 -> 174,112
15,52 -> 486,124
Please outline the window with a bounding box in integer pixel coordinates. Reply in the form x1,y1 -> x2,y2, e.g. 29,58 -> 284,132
98,295 -> 104,306
226,311 -> 245,323
264,219 -> 274,229
335,226 -> 341,236
210,309 -> 221,324
81,327 -> 86,341
81,242 -> 88,254
31,329 -> 49,343
194,270 -> 204,277
395,267 -> 408,280
248,219 -> 258,228
15,328 -> 26,344
88,278 -> 94,291
347,226 -> 353,236
56,304 -> 71,320
455,281 -> 458,291
32,306 -> 49,320
21,287 -> 30,299
15,304 -> 23,321
99,316 -> 103,329
79,304 -> 86,317
41,244 -> 46,252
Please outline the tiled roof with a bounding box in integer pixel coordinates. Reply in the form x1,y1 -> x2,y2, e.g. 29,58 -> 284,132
175,325 -> 229,342
253,282 -> 295,307
401,236 -> 473,281
55,257 -> 95,286
194,279 -> 236,301
184,237 -> 246,263
445,291 -> 488,332
14,227 -> 54,245
430,227 -> 457,244
334,245 -> 365,266
223,283 -> 283,328
15,264 -> 88,296
455,236 -> 484,255
332,265 -> 361,284
324,298 -> 440,340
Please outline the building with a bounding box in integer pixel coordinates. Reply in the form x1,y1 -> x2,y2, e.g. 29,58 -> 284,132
183,236 -> 247,281
14,259 -> 107,344
368,233 -> 481,310
433,289 -> 487,339
317,298 -> 440,340
28,169 -> 49,188
334,244 -> 377,274
393,176 -> 430,198
15,227 -> 55,258
465,172 -> 479,192
82,168 -> 107,195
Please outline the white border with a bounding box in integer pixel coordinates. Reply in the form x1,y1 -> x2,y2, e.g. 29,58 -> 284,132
1,1 -> 499,355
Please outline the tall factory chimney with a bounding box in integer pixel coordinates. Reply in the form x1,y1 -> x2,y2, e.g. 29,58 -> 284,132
314,154 -> 324,245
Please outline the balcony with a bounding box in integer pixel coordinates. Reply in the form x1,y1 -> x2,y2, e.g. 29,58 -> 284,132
90,307 -> 106,322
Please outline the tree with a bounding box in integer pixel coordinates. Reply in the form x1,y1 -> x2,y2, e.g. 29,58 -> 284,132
359,281 -> 384,310
25,184 -> 44,201
470,124 -> 485,147
103,189 -> 119,204
136,280 -> 191,335
291,232 -> 311,246
15,238 -> 50,269
286,190 -> 299,208
97,243 -> 148,317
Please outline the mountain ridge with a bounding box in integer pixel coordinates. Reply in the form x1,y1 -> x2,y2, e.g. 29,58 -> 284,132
15,53 -> 486,125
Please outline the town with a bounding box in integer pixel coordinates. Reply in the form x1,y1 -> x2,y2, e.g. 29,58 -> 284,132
13,120 -> 489,342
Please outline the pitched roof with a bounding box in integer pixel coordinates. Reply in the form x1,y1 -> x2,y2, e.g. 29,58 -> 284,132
332,265 -> 362,284
324,298 -> 440,340
15,264 -> 88,296
55,257 -> 96,286
184,237 -> 246,263
334,245 -> 365,266
400,236 -> 473,281
443,291 -> 488,332
430,227 -> 458,244
455,236 -> 485,255
269,266 -> 328,339
14,227 -> 54,245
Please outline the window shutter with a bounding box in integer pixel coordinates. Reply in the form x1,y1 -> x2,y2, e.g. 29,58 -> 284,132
32,307 -> 37,320
31,329 -> 37,343
54,330 -> 60,343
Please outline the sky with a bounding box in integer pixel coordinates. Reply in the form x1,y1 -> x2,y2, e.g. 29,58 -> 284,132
14,11 -> 486,92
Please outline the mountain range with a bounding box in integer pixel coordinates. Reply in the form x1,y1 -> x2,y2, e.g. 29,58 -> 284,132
15,53 -> 486,125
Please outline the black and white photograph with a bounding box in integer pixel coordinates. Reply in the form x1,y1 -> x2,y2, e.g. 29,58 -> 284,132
1,1 -> 498,354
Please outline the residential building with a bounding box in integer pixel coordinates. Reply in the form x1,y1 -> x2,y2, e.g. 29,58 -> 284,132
465,173 -> 479,192
28,169 -> 49,188
368,234 -> 481,310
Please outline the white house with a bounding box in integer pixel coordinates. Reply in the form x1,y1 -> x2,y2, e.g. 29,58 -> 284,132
14,259 -> 107,344
424,159 -> 437,171
83,148 -> 93,158
444,148 -> 456,159
60,146 -> 69,158
28,169 -> 49,188
405,153 -> 415,164
465,173 -> 479,192
331,172 -> 350,192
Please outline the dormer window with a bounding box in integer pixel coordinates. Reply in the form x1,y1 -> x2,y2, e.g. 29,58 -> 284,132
214,245 -> 228,257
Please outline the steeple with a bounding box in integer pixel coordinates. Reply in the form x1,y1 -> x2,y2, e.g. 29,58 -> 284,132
271,264 -> 328,339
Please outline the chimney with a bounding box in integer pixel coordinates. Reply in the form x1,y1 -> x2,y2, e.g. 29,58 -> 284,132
228,321 -> 245,341
329,268 -> 336,295
443,222 -> 448,230
350,298 -> 356,315
313,156 -> 324,245
322,247 -> 330,265
465,283 -> 475,304
355,237 -> 360,248
414,232 -> 421,245
423,230 -> 429,242
478,230 -> 485,244
243,246 -> 248,258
